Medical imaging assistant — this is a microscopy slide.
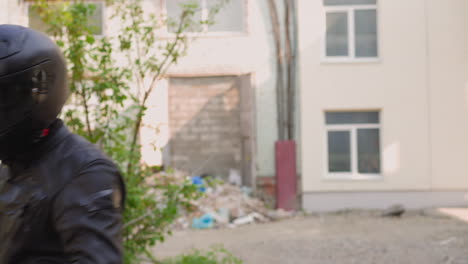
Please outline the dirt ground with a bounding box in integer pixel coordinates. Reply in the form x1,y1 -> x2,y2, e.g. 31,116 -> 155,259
153,209 -> 468,264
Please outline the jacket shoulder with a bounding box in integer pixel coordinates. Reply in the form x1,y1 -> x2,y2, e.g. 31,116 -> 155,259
41,132 -> 123,197
57,133 -> 111,164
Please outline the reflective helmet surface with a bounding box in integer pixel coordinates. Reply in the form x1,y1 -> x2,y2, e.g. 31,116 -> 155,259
0,25 -> 69,160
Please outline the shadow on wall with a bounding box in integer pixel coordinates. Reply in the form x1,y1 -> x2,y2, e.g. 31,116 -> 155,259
164,76 -> 243,179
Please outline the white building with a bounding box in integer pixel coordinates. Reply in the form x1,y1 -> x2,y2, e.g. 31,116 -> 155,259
299,0 -> 468,211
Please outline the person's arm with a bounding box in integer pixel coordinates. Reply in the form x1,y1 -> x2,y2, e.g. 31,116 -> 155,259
52,160 -> 125,264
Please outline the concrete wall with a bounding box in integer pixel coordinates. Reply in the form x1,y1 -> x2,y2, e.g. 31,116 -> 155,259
303,191 -> 468,211
299,0 -> 468,209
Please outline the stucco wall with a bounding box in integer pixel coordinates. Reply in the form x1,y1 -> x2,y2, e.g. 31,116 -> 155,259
2,1 -> 27,25
299,0 -> 431,192
299,0 -> 468,193
426,0 -> 468,190
0,0 -> 7,24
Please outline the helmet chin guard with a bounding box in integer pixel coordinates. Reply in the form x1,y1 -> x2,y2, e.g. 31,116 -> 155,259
0,25 -> 69,160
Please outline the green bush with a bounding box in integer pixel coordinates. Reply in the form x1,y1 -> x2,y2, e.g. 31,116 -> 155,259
160,246 -> 243,264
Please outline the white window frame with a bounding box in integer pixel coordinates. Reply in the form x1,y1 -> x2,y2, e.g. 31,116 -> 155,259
323,3 -> 379,63
160,0 -> 249,38
26,0 -> 107,37
324,121 -> 382,180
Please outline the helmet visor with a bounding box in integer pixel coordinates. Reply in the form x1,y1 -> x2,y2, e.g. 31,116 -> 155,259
0,71 -> 32,135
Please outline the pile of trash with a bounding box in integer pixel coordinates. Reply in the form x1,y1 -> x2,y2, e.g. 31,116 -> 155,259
168,174 -> 295,230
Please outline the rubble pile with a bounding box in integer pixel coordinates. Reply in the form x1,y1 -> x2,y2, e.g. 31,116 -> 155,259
186,183 -> 271,229
215,184 -> 268,215
150,170 -> 295,230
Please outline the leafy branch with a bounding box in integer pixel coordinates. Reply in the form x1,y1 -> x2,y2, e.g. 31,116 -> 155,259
31,0 -> 228,263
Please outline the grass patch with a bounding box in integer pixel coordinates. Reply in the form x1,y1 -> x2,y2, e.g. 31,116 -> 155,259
159,245 -> 243,264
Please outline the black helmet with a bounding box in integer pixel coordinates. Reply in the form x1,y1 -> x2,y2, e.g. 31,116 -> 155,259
0,25 -> 69,160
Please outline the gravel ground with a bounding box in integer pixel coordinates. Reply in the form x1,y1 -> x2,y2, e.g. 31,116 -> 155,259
153,209 -> 468,264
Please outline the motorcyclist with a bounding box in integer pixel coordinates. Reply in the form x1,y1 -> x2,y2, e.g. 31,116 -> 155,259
0,24 -> 125,264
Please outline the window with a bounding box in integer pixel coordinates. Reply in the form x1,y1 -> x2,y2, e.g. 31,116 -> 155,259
324,0 -> 378,60
325,111 -> 381,179
165,0 -> 246,34
28,2 -> 105,36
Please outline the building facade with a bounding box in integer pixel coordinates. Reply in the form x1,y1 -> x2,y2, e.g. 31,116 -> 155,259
1,0 -> 282,189
299,0 -> 468,211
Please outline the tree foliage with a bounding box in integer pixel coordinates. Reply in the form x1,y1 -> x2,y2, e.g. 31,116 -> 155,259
30,0 -> 227,262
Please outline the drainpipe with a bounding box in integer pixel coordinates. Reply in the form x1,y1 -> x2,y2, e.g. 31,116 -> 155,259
290,0 -> 301,210
267,0 -> 286,141
274,0 -> 299,211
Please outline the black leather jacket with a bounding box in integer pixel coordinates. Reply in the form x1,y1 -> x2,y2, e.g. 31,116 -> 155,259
0,120 -> 125,264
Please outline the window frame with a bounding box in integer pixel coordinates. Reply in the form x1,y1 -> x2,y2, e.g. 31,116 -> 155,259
159,0 -> 249,38
323,3 -> 379,63
26,0 -> 107,37
324,114 -> 382,180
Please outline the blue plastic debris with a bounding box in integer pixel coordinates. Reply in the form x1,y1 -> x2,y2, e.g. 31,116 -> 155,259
191,176 -> 206,192
191,213 -> 214,229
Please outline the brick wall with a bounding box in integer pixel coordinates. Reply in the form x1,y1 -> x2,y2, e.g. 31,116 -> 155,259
168,76 -> 242,178
256,177 -> 276,208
